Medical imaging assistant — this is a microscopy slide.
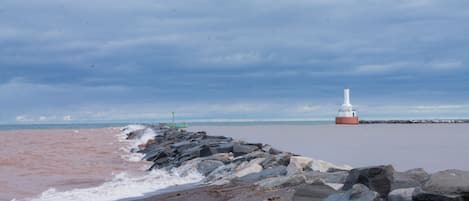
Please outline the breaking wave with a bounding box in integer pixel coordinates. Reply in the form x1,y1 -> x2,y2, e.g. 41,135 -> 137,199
20,168 -> 203,201
15,124 -> 204,201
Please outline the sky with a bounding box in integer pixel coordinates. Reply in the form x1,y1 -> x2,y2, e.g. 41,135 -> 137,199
1,0 -> 469,123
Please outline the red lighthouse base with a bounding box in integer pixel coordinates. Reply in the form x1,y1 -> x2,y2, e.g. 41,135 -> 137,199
336,117 -> 359,125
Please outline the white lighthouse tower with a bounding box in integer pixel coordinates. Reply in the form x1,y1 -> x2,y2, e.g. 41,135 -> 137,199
336,88 -> 359,124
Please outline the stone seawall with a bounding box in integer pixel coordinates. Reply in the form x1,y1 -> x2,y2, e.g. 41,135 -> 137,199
125,124 -> 469,201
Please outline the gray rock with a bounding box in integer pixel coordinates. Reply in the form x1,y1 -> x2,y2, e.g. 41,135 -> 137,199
424,169 -> 469,195
388,188 -> 415,201
197,160 -> 224,176
343,165 -> 395,199
323,184 -> 382,201
286,156 -> 314,175
256,174 -> 306,188
233,142 -> 259,157
403,168 -> 430,184
412,191 -> 466,201
303,171 -> 349,184
233,158 -> 265,178
392,172 -> 422,190
214,143 -> 234,153
292,183 -> 337,201
238,166 -> 287,182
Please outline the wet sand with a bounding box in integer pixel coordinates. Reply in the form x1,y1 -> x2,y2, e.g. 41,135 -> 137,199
0,128 -> 142,201
189,124 -> 469,172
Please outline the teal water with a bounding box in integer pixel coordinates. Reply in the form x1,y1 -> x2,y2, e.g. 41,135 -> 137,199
0,121 -> 333,130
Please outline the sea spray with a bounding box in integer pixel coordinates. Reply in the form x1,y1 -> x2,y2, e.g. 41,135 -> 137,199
14,124 -> 204,201
19,168 -> 203,201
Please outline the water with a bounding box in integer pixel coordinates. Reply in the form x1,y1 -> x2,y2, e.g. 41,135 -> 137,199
0,121 -> 333,131
0,125 -> 203,201
189,124 -> 469,172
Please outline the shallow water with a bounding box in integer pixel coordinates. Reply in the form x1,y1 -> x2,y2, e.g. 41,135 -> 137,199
190,124 -> 469,172
0,128 -> 145,200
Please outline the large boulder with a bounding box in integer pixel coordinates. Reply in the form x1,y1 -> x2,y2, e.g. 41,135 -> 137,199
256,174 -> 306,189
303,170 -> 349,184
233,158 -> 265,178
238,166 -> 287,182
233,142 -> 260,157
343,165 -> 395,199
424,169 -> 469,195
292,183 -> 337,201
388,188 -> 416,201
197,160 -> 225,176
286,156 -> 314,175
323,184 -> 382,201
412,191 -> 466,201
392,168 -> 430,190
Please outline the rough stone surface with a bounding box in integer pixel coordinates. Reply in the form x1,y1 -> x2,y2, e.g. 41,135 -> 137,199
286,156 -> 314,175
343,165 -> 395,198
424,169 -> 469,195
304,170 -> 349,184
238,165 -> 287,182
197,160 -> 224,176
233,142 -> 259,157
292,183 -> 337,201
412,191 -> 466,201
256,174 -> 306,189
388,188 -> 415,201
324,184 -> 382,201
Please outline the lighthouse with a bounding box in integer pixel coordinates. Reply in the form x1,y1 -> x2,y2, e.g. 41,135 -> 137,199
336,88 -> 359,124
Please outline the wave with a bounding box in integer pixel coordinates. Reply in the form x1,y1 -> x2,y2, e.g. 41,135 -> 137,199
14,124 -> 204,201
17,168 -> 203,201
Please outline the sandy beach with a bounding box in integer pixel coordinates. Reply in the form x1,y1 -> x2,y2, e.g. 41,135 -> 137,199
189,124 -> 469,172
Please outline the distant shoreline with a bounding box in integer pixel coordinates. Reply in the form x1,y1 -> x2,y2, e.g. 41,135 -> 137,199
359,119 -> 469,124
2,119 -> 469,130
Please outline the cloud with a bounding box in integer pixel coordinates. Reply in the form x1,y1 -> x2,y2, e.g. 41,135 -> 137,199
16,115 -> 34,122
63,115 -> 72,121
1,0 -> 469,122
429,61 -> 462,70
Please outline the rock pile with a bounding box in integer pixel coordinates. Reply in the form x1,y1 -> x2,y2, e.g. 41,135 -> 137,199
124,124 -> 469,201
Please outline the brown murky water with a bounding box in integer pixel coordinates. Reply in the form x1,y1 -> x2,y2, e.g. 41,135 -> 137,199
0,128 -> 143,201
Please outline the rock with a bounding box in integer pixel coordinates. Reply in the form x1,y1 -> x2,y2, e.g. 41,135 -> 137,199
238,166 -> 287,182
392,172 -> 422,190
292,183 -> 337,201
404,168 -> 430,184
233,158 -> 265,178
324,184 -> 382,201
388,188 -> 415,201
286,156 -> 314,175
126,128 -> 146,140
197,160 -> 224,176
392,168 -> 430,190
311,159 -> 352,173
256,174 -> 306,188
343,165 -> 395,199
275,152 -> 293,166
412,191 -> 466,201
203,153 -> 233,164
424,169 -> 469,195
214,143 -> 234,153
303,170 -> 349,184
233,142 -> 259,157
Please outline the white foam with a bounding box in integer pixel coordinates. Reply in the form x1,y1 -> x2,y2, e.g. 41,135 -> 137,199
18,168 -> 203,201
118,125 -> 159,162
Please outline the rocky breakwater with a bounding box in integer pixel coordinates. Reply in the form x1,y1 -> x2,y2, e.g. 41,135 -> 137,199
124,124 -> 469,201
